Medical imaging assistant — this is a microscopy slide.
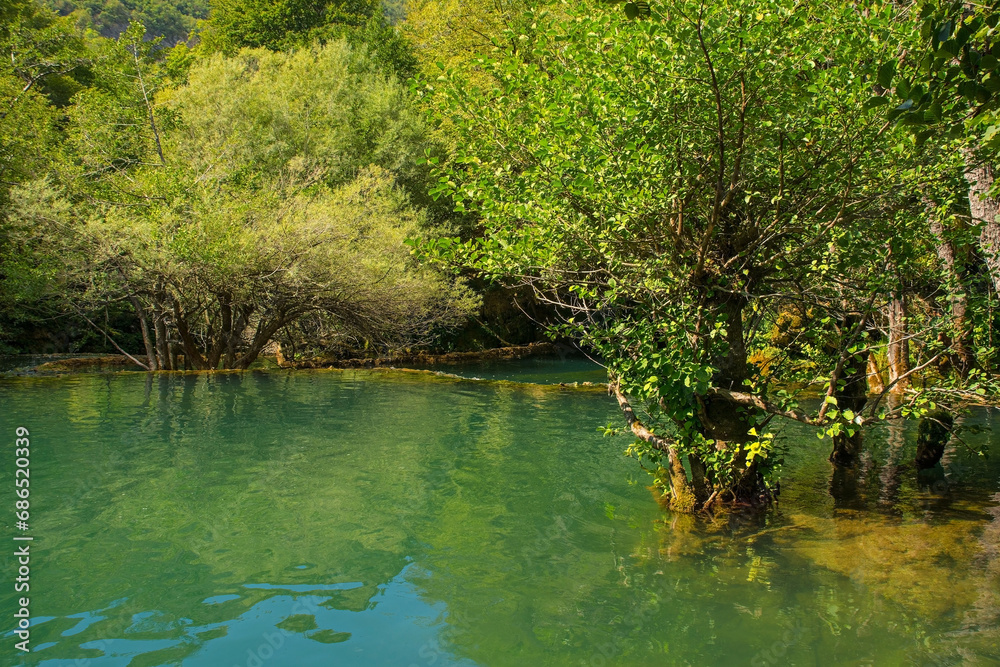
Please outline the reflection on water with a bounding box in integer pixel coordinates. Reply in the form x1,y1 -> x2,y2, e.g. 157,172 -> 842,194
0,370 -> 998,666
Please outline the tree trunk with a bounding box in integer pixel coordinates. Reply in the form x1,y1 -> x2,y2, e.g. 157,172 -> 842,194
153,279 -> 172,371
235,313 -> 291,369
887,294 -> 909,393
153,309 -> 171,371
928,200 -> 973,377
688,454 -> 711,506
206,294 -> 232,370
612,382 -> 699,511
915,410 -> 953,469
866,351 -> 884,394
616,292 -> 767,512
830,343 -> 868,466
131,296 -> 158,371
698,294 -> 765,506
964,149 -> 1000,294
173,300 -> 210,370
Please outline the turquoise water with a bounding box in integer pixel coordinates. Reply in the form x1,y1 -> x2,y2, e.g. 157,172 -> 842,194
0,368 -> 998,666
408,355 -> 608,385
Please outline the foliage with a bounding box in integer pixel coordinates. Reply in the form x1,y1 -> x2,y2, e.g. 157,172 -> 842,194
0,0 -> 93,347
44,0 -> 209,45
422,0 -> 964,507
203,0 -> 417,78
879,0 -> 1000,151
403,0 -> 537,75
52,40 -> 475,368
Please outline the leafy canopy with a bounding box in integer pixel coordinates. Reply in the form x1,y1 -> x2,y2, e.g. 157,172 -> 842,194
424,0 -> 932,496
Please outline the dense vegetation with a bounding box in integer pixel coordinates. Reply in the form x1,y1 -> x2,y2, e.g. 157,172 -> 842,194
0,0 -> 471,366
44,0 -> 209,46
4,0 -> 1000,509
419,0 -> 1000,509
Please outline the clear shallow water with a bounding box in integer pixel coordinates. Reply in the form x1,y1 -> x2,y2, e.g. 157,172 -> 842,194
408,355 -> 609,385
0,369 -> 997,666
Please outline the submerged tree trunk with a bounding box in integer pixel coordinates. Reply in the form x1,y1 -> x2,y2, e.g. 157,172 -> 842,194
830,348 -> 868,466
612,382 -> 700,511
701,294 -> 765,505
915,410 -> 953,470
829,314 -> 868,466
619,294 -> 767,513
887,294 -> 909,392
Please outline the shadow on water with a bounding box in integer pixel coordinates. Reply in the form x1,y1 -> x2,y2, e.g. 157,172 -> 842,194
0,369 -> 997,666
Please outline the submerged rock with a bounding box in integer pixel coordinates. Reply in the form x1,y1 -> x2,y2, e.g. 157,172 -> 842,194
783,511 -> 984,618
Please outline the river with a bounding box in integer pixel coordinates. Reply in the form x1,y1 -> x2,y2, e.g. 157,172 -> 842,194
0,362 -> 998,665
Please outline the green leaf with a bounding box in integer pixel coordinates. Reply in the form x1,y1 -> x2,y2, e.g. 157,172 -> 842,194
937,20 -> 953,43
959,80 -> 979,99
863,96 -> 891,110
877,61 -> 895,89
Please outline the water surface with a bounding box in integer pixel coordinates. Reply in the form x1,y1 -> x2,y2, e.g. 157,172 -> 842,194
0,369 -> 998,666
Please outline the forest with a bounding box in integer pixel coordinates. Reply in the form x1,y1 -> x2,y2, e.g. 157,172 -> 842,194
4,0 -> 1000,515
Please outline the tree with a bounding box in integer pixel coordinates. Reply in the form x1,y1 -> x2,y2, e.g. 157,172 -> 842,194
0,0 -> 91,349
403,0 -> 536,75
880,1 -> 1000,368
52,40 -> 475,369
203,0 -> 417,78
44,0 -> 210,46
425,0 -> 961,511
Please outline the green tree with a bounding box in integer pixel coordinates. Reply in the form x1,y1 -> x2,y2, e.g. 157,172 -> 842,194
426,0 -> 961,511
403,0 -> 536,75
878,1 -> 1000,366
0,0 -> 91,350
203,0 -> 417,77
53,41 -> 474,369
45,0 -> 210,46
